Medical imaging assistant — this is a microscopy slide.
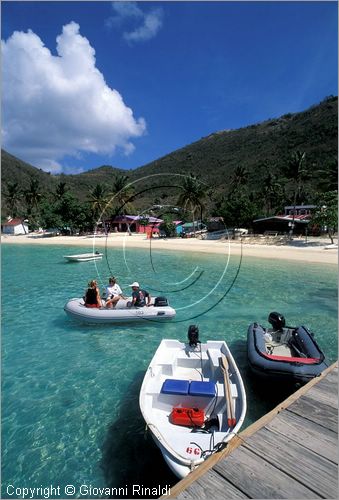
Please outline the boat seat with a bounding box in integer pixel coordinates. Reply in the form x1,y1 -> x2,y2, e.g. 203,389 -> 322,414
189,381 -> 216,397
160,379 -> 216,397
207,348 -> 222,376
161,379 -> 190,395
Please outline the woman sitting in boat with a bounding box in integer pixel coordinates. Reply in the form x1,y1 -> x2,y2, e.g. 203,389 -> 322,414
129,282 -> 151,307
84,280 -> 102,308
104,277 -> 127,308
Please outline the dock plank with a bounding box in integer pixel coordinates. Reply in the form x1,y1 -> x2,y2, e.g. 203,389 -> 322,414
304,385 -> 338,409
310,373 -> 338,392
176,469 -> 249,499
316,369 -> 337,385
166,363 -> 338,500
288,395 -> 338,432
213,446 -> 321,499
266,410 -> 338,464
241,426 -> 338,499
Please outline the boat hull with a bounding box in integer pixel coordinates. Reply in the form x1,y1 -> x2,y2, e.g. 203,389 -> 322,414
64,298 -> 176,323
247,322 -> 327,385
63,253 -> 103,262
139,339 -> 247,478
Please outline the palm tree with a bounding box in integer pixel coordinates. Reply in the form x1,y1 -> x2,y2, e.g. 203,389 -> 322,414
230,166 -> 249,192
285,151 -> 309,239
24,177 -> 42,222
261,171 -> 282,217
177,174 -> 207,236
109,175 -> 135,215
88,183 -> 108,222
4,182 -> 22,217
54,181 -> 69,201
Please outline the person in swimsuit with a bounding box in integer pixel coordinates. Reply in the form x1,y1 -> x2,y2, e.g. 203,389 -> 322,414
84,280 -> 101,308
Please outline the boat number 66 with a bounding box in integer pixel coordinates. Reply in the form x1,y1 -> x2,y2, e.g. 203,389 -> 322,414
186,447 -> 201,455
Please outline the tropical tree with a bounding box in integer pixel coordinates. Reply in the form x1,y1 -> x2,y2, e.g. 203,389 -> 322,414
311,191 -> 338,244
284,151 -> 309,239
158,215 -> 177,238
219,191 -> 259,232
230,166 -> 249,192
88,183 -> 108,222
109,175 -> 135,215
54,181 -> 69,201
24,177 -> 43,227
261,171 -> 283,217
3,181 -> 22,217
39,201 -> 63,231
177,174 -> 207,236
316,159 -> 338,192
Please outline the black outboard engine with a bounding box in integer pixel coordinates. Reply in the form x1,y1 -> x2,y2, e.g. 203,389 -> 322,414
268,311 -> 286,331
188,325 -> 200,347
154,296 -> 168,307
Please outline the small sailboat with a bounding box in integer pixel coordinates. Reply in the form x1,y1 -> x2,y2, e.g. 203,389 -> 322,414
139,326 -> 247,478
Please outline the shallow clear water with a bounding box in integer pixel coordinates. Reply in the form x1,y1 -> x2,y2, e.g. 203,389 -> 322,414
1,243 -> 337,498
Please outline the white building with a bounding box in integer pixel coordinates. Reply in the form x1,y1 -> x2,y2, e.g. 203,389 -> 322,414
2,218 -> 29,235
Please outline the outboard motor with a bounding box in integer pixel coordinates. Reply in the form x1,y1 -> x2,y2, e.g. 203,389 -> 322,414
268,311 -> 286,331
154,296 -> 168,307
188,325 -> 200,347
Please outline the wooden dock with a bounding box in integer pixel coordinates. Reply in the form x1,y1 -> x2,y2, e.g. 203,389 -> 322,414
167,362 -> 338,499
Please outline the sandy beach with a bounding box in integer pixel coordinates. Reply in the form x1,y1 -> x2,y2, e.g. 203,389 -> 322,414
2,233 -> 338,265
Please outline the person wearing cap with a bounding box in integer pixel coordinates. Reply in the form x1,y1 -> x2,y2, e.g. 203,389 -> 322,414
105,277 -> 127,308
129,282 -> 151,307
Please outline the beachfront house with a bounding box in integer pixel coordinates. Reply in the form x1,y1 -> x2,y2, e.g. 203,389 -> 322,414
108,215 -> 163,235
2,218 -> 29,235
253,205 -> 316,235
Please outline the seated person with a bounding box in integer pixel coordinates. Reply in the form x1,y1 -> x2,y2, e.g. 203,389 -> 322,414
84,280 -> 101,308
129,282 -> 151,307
105,277 -> 127,308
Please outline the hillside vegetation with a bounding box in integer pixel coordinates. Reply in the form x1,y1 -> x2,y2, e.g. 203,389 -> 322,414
1,96 -> 337,231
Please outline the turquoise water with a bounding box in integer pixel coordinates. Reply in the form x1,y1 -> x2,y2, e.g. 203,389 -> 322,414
1,243 -> 337,499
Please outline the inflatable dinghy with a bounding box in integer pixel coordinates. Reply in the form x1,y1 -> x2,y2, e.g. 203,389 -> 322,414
64,296 -> 176,323
247,312 -> 327,385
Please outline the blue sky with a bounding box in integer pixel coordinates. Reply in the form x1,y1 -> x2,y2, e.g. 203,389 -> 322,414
2,1 -> 338,174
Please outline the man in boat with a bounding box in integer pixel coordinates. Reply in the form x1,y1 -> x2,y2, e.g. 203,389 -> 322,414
105,277 -> 127,308
129,282 -> 151,307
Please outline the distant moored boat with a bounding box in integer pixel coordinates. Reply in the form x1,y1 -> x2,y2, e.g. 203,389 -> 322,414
63,252 -> 103,262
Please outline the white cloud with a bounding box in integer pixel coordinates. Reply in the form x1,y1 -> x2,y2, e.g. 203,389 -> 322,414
106,2 -> 163,43
1,21 -> 146,173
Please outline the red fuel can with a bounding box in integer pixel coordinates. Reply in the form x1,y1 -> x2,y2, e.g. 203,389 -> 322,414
170,407 -> 205,427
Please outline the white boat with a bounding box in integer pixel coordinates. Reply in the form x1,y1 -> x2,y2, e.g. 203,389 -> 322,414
139,327 -> 247,478
63,252 -> 103,262
64,296 -> 176,323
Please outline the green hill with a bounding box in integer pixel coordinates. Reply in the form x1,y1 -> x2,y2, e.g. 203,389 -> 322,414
2,95 -> 337,218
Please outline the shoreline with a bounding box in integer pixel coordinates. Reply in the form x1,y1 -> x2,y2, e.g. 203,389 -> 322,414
2,233 -> 338,265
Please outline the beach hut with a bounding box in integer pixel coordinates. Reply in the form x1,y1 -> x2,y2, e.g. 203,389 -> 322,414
109,215 -> 163,234
2,218 -> 29,235
253,205 -> 316,236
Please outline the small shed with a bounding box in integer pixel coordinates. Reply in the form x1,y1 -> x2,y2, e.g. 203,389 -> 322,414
2,218 -> 29,235
253,215 -> 310,235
